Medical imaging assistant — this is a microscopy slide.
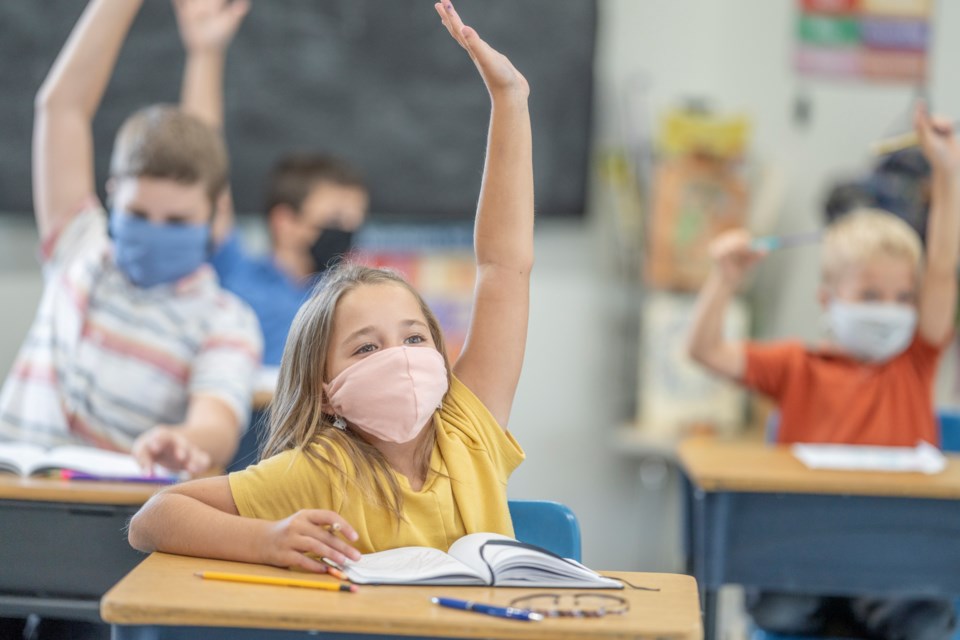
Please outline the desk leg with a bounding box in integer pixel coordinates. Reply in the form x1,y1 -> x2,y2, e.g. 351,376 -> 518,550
703,588 -> 719,640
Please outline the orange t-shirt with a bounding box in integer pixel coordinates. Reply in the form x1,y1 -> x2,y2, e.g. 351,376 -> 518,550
742,334 -> 945,446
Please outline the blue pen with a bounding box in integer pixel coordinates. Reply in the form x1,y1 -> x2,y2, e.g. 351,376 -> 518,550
430,597 -> 544,622
751,230 -> 822,252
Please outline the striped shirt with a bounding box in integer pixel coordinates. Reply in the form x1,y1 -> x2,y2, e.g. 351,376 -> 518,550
0,205 -> 263,451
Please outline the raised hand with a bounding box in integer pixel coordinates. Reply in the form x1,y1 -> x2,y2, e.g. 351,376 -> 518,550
173,0 -> 250,54
709,229 -> 767,289
434,1 -> 528,101
914,102 -> 960,176
261,510 -> 362,572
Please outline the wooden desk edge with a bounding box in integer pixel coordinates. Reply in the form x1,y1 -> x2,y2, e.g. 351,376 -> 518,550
101,556 -> 703,640
0,476 -> 161,505
677,437 -> 960,499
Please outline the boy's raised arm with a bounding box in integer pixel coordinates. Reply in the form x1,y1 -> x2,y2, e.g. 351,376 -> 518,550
175,0 -> 249,131
437,2 -> 534,429
174,0 -> 249,244
33,0 -> 144,241
916,104 -> 960,346
687,230 -> 765,380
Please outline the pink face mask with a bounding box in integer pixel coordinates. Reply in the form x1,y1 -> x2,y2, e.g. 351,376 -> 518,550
323,346 -> 449,443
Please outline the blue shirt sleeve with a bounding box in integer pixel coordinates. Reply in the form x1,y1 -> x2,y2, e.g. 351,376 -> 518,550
210,232 -> 246,286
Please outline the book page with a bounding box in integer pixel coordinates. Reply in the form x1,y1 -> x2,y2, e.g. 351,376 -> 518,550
792,441 -> 946,475
449,532 -> 622,589
30,446 -> 145,477
447,532 -> 513,584
0,442 -> 45,475
343,546 -> 484,586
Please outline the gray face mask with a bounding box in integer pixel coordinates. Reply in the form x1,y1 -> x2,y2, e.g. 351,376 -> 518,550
826,301 -> 917,362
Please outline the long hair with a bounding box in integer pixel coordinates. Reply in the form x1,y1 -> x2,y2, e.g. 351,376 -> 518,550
261,263 -> 450,521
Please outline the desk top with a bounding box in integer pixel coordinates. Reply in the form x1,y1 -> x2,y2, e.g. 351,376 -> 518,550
252,389 -> 274,410
101,553 -> 703,640
679,437 -> 960,499
0,475 -> 160,505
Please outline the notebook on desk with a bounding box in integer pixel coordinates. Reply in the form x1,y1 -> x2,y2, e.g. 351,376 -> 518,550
339,532 -> 622,588
792,441 -> 946,475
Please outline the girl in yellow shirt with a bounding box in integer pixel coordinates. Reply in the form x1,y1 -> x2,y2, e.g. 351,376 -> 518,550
129,1 -> 533,573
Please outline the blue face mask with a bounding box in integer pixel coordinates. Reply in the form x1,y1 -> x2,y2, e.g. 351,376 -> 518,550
109,209 -> 210,288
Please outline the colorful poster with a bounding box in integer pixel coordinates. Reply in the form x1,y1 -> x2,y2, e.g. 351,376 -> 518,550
795,0 -> 931,83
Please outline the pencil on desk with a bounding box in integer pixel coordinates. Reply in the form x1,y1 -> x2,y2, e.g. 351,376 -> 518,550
325,566 -> 350,582
320,556 -> 351,582
195,571 -> 358,593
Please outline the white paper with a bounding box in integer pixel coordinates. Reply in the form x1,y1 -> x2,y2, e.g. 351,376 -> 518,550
255,366 -> 280,394
792,441 -> 946,475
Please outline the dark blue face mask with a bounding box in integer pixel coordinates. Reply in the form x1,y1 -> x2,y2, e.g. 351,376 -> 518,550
109,209 -> 210,288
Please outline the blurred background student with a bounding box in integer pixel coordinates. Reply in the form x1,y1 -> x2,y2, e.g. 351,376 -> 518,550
173,0 -> 369,367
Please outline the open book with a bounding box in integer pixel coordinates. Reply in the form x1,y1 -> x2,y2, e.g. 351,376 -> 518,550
0,442 -> 166,480
341,533 -> 622,589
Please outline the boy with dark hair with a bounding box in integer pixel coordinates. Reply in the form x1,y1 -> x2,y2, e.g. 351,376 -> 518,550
173,0 -> 369,366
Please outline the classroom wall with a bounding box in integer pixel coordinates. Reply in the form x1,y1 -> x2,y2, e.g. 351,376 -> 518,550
2,0 -> 960,573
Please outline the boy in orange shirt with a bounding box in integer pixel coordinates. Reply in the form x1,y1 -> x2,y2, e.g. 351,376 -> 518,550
687,105 -> 960,639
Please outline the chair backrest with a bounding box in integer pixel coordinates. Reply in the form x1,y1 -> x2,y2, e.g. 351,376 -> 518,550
939,409 -> 960,453
508,500 -> 582,562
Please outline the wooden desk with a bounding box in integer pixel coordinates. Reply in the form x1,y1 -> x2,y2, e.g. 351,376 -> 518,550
0,476 -> 158,622
679,438 -> 960,640
102,553 -> 703,639
680,437 -> 960,498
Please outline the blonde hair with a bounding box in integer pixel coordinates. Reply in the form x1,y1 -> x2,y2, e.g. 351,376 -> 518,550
261,263 -> 450,521
821,208 -> 923,286
110,105 -> 228,208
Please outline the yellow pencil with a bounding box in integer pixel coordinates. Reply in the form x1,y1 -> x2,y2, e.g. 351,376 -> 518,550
871,130 -> 921,156
871,119 -> 960,156
195,571 -> 358,593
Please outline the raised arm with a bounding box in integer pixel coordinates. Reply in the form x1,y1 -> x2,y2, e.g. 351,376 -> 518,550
174,0 -> 249,243
915,103 -> 960,346
436,2 -> 534,428
33,0 -> 144,241
687,230 -> 766,380
175,0 -> 249,130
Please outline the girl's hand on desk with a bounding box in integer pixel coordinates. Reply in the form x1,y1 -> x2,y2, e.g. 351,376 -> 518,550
434,1 -> 529,102
262,509 -> 361,572
132,426 -> 212,477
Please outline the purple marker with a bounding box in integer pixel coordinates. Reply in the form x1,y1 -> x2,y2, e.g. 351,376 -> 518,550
59,470 -> 177,484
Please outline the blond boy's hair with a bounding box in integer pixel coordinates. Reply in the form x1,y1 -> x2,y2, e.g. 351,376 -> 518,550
109,105 -> 228,208
821,208 -> 923,286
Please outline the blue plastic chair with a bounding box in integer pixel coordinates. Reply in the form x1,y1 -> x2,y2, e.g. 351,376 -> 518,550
508,499 -> 582,562
752,411 -> 960,640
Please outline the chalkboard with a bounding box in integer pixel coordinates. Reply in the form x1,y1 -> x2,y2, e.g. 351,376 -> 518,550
0,0 -> 596,219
